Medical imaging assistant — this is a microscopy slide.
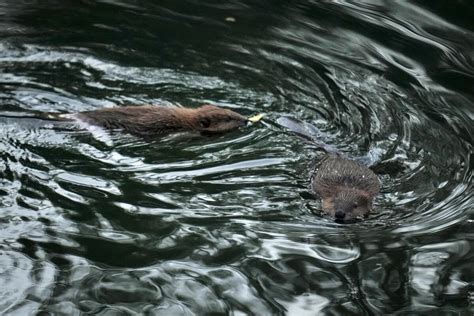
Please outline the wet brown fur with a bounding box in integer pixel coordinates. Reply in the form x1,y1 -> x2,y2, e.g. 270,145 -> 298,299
71,104 -> 248,137
311,155 -> 380,221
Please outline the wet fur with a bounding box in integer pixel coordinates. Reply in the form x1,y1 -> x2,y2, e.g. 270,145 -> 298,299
70,104 -> 248,137
278,116 -> 382,221
312,155 -> 380,220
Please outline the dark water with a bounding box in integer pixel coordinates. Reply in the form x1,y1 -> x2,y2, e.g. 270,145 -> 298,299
1,0 -> 473,315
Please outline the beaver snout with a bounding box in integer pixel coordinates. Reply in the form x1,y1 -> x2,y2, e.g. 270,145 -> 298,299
335,210 -> 346,220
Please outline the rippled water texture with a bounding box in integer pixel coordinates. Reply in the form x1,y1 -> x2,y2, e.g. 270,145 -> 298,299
1,0 -> 473,314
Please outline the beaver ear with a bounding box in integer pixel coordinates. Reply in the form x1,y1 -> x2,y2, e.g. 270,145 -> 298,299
199,104 -> 218,111
199,117 -> 211,128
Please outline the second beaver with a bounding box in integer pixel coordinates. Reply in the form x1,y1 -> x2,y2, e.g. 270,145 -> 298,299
58,104 -> 252,138
278,116 -> 381,221
311,155 -> 380,221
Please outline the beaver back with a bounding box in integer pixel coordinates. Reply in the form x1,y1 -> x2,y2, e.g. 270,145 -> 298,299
312,156 -> 380,198
75,106 -> 189,137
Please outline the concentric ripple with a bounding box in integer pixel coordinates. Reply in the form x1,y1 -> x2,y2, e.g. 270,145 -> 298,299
0,1 -> 473,315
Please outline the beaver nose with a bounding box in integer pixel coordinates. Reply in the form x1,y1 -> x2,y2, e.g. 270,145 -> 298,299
335,211 -> 346,220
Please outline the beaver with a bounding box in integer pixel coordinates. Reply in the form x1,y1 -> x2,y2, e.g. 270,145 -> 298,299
278,117 -> 381,221
58,104 -> 252,138
311,155 -> 380,221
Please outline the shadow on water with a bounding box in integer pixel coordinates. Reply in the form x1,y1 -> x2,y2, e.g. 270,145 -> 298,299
0,0 -> 473,314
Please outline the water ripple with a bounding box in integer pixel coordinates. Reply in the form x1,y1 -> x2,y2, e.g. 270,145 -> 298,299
0,1 -> 473,314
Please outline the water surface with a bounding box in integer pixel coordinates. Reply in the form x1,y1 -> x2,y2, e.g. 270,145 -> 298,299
0,0 -> 473,314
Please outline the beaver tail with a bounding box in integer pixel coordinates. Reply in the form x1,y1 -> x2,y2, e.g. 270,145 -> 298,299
0,111 -> 74,122
277,116 -> 340,155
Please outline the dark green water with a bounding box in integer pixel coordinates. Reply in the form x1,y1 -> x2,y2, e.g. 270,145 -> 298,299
1,1 -> 473,315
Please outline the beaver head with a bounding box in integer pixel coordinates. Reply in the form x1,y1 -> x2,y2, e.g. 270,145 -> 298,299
193,105 -> 249,134
329,189 -> 371,221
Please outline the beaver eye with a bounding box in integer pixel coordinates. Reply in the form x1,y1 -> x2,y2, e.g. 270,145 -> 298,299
199,118 -> 211,128
225,116 -> 233,122
353,203 -> 358,208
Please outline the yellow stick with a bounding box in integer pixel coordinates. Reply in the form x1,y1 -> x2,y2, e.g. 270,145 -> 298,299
248,113 -> 264,123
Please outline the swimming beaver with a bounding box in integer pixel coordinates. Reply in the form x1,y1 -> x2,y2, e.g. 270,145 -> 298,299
278,117 -> 381,221
311,155 -> 380,221
60,104 -> 251,137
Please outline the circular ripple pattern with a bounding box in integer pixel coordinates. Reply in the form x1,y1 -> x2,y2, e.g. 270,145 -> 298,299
0,1 -> 473,315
